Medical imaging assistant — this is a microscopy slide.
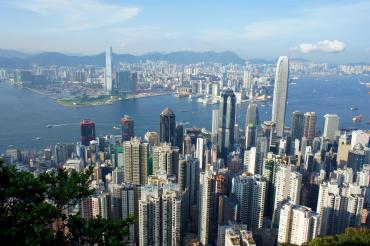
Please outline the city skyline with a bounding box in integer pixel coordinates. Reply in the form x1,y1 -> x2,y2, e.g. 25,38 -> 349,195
0,0 -> 370,63
1,1 -> 370,245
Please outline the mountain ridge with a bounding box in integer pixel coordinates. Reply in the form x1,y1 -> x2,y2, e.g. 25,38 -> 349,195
0,50 -> 245,67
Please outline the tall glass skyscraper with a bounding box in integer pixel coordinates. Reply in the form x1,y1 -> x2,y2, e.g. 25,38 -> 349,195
291,111 -> 304,141
105,46 -> 113,93
159,108 -> 176,145
245,103 -> 259,149
80,119 -> 96,146
271,56 -> 289,137
217,89 -> 236,159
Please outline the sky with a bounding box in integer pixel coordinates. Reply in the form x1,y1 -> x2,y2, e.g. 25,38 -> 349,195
0,0 -> 370,63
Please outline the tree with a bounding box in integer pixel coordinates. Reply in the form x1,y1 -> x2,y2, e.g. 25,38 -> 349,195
309,228 -> 370,246
0,159 -> 133,245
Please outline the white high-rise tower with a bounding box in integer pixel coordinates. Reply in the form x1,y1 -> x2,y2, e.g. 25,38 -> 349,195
271,56 -> 289,137
323,114 -> 339,141
105,46 -> 113,93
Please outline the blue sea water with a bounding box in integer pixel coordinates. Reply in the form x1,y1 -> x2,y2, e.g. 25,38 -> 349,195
0,76 -> 369,153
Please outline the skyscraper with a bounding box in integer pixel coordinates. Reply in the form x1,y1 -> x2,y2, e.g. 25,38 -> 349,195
245,103 -> 259,149
291,111 -> 304,141
80,119 -> 96,146
323,114 -> 339,141
105,46 -> 113,93
160,108 -> 176,145
217,89 -> 236,159
303,112 -> 317,145
175,124 -> 184,152
196,137 -> 205,170
212,109 -> 219,136
243,70 -> 252,89
122,137 -> 149,185
271,56 -> 289,137
121,115 -> 134,141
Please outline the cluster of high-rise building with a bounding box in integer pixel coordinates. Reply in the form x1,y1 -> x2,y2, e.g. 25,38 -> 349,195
2,56 -> 370,246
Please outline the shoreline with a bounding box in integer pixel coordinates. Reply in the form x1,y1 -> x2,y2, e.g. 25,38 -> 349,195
20,84 -> 171,107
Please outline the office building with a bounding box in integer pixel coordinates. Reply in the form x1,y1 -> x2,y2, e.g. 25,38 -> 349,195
121,115 -> 134,141
160,108 -> 176,145
80,119 -> 96,146
291,111 -> 304,141
212,109 -> 219,136
217,89 -> 236,159
271,56 -> 289,137
323,114 -> 339,141
303,112 -> 317,145
351,130 -> 370,149
105,46 -> 113,92
245,103 -> 259,149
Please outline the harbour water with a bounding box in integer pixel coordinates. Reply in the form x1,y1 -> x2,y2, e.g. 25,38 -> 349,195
0,76 -> 369,153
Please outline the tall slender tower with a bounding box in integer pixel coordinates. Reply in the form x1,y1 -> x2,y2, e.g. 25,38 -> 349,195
271,56 -> 289,137
303,112 -> 317,145
160,108 -> 176,145
212,109 -> 219,136
217,89 -> 236,159
105,46 -> 113,93
245,103 -> 259,149
291,111 -> 304,141
198,169 -> 217,245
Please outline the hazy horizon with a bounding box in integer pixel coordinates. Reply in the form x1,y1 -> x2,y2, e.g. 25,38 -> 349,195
1,0 -> 370,63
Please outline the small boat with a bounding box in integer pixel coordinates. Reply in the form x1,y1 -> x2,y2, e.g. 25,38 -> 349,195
352,114 -> 363,123
46,125 -> 53,128
113,126 -> 120,130
350,107 -> 358,111
34,137 -> 41,141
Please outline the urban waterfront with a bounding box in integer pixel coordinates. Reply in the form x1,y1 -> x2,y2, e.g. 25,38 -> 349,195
0,75 -> 368,153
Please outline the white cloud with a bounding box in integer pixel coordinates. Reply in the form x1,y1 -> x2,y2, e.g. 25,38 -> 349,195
293,40 -> 346,53
12,0 -> 140,31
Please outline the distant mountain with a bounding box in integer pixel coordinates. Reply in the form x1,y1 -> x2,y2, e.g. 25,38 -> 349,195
0,50 -> 245,68
0,49 -> 30,59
